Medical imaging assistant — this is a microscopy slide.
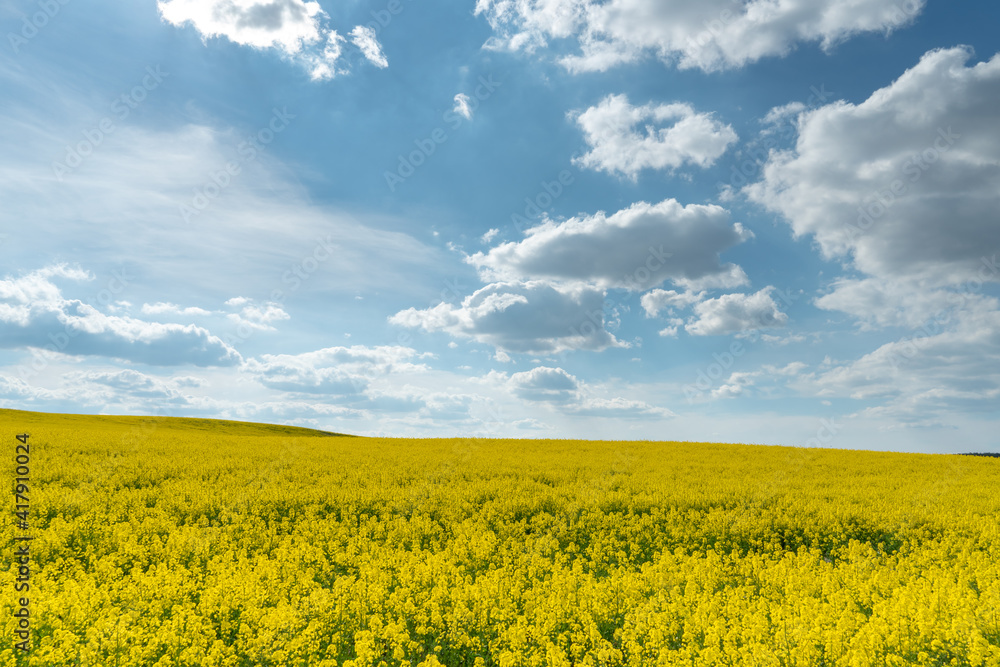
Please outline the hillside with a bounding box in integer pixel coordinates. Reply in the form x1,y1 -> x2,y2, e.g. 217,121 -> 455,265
0,408 -> 350,438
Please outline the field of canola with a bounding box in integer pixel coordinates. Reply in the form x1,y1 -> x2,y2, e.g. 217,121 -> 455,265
1,408 -> 999,667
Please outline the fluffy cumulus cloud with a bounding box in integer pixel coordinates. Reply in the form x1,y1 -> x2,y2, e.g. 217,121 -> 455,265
395,198 -> 755,356
0,266 -> 240,367
747,47 -> 1000,289
640,289 -> 705,318
685,287 -> 789,336
740,46 -> 1000,425
573,95 -> 737,178
469,199 -> 752,292
390,281 -> 620,355
474,0 -> 925,72
157,0 -> 325,50
157,0 -> 388,79
508,366 -> 581,404
489,367 -> 673,418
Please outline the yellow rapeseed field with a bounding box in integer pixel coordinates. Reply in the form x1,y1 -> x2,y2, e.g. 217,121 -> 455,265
1,408 -> 998,666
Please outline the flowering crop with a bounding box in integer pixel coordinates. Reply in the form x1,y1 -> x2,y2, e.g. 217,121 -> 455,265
1,409 -> 998,666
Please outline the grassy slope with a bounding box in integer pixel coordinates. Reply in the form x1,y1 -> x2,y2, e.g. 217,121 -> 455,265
0,408 -> 351,438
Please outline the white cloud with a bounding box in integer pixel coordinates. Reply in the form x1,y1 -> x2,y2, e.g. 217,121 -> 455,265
0,266 -> 240,367
70,369 -> 197,399
747,47 -> 1000,287
226,299 -> 290,331
568,396 -> 673,419
488,366 -> 674,418
508,366 -> 580,404
711,362 -> 806,399
685,287 -> 789,336
306,31 -> 347,81
475,0 -> 925,73
0,112 -> 444,310
397,198 -> 753,356
481,228 -> 500,244
141,302 -> 214,317
243,345 -> 428,397
453,93 -> 474,121
0,265 -> 91,324
640,289 -> 704,318
418,393 -> 476,421
737,46 -> 1000,426
657,318 -> 685,338
157,0 -> 385,79
158,0 -> 326,52
762,101 -> 807,127
137,298 -> 289,333
814,278 -> 966,330
349,25 -> 389,68
759,333 -> 809,346
242,304 -> 286,327
390,281 -> 622,355
469,199 -> 752,292
573,95 -> 737,178
801,307 -> 1000,424
0,375 -> 47,400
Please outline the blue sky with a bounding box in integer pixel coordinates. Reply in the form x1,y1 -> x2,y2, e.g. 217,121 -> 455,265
2,0 -> 999,452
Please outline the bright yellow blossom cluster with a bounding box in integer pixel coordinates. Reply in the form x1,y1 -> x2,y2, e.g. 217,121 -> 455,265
1,410 -> 998,666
